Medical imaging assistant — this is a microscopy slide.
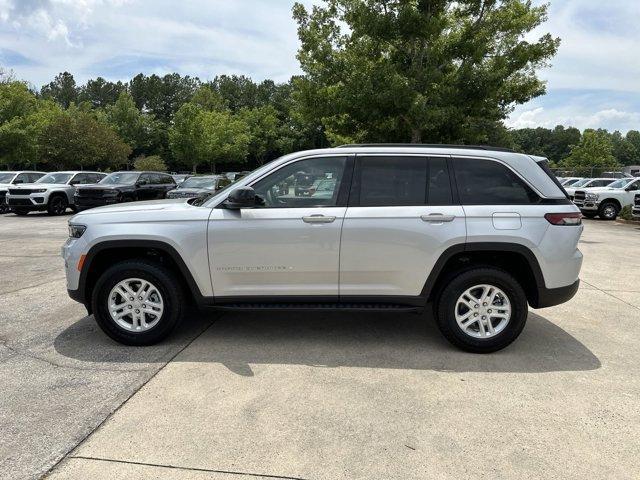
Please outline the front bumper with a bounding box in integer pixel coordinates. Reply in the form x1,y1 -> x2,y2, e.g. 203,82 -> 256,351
574,199 -> 599,212
7,195 -> 47,210
74,196 -> 119,208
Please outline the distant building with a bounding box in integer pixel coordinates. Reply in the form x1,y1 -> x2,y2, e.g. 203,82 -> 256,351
623,165 -> 640,177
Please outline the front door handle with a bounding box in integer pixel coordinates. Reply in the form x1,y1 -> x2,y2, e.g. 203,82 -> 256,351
421,213 -> 455,223
303,214 -> 336,224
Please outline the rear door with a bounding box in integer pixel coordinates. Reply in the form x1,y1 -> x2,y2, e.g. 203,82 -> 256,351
339,155 -> 466,299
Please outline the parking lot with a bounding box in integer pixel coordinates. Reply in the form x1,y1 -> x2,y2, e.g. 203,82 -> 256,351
0,212 -> 639,480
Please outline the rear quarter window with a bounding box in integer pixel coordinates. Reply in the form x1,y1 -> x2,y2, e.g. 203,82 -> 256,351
453,158 -> 539,205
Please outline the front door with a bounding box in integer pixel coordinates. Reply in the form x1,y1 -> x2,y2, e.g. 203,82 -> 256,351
339,155 -> 466,298
208,155 -> 353,298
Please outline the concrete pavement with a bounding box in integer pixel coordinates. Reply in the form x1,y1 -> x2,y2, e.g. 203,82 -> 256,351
42,220 -> 640,479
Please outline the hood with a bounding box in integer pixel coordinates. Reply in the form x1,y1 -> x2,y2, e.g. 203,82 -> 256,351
72,198 -> 190,216
10,183 -> 68,189
76,183 -> 130,190
168,187 -> 212,195
577,186 -> 623,194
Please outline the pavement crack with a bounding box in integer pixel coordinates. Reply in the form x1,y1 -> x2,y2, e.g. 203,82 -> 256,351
67,456 -> 311,480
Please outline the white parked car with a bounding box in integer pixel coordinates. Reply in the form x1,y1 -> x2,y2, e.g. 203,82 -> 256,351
560,177 -> 584,187
7,171 -> 106,216
0,171 -> 46,214
573,177 -> 640,220
632,194 -> 640,219
564,178 -> 616,200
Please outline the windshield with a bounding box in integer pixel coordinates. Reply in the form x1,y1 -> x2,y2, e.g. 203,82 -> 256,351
180,177 -> 218,189
572,179 -> 591,187
606,179 -> 631,189
100,172 -> 139,185
562,178 -> 581,186
36,173 -> 73,184
0,173 -> 16,183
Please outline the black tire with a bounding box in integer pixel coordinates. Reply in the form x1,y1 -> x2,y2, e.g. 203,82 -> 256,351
13,208 -> 29,216
91,259 -> 184,346
582,212 -> 597,219
47,194 -> 68,215
0,204 -> 9,214
597,201 -> 619,220
434,267 -> 528,353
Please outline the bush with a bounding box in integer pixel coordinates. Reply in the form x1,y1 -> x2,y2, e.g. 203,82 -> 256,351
620,205 -> 633,221
133,155 -> 167,172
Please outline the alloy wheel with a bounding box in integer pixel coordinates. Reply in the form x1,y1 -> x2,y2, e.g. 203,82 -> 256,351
454,284 -> 511,339
108,278 -> 164,332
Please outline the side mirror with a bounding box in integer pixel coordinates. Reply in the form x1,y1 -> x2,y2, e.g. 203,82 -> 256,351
13,179 -> 23,184
224,187 -> 256,209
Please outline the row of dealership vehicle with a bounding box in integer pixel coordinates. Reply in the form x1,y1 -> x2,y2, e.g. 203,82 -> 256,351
557,175 -> 640,220
0,170 -> 240,215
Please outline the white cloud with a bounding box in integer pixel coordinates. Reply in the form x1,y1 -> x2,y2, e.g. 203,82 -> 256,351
507,106 -> 640,133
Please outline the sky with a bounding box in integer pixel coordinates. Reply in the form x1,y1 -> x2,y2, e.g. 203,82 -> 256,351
0,0 -> 638,133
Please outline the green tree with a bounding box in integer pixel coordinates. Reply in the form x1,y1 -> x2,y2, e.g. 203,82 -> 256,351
40,72 -> 78,108
292,0 -> 560,144
105,91 -> 164,158
169,103 -> 206,172
39,106 -> 131,170
239,105 -> 281,165
201,109 -> 250,172
133,154 -> 167,172
129,73 -> 200,121
611,130 -> 639,166
562,129 -> 619,172
78,77 -> 126,108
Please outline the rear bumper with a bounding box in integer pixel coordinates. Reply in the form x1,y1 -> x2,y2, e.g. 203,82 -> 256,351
531,279 -> 580,309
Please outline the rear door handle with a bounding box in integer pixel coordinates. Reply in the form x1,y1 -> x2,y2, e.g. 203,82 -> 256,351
421,213 -> 455,223
303,214 -> 336,224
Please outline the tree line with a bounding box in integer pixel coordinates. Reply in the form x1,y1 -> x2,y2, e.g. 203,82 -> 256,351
0,1 -> 637,174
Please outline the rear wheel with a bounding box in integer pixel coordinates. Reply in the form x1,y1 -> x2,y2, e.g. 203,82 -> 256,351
435,268 -> 528,353
91,260 -> 184,345
598,201 -> 619,220
47,195 -> 68,215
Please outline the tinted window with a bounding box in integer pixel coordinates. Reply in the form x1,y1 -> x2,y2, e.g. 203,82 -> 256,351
138,174 -> 152,185
252,156 -> 348,208
356,156 -> 452,207
14,173 -> 29,183
70,173 -> 88,184
454,158 -> 539,205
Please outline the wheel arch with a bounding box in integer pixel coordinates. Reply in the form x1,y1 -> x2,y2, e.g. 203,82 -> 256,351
79,240 -> 205,313
423,242 -> 547,308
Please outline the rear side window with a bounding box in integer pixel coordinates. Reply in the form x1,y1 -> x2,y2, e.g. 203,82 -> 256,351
355,156 -> 452,206
453,158 -> 539,205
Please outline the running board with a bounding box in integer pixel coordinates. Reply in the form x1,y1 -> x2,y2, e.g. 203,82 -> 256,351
210,302 -> 422,312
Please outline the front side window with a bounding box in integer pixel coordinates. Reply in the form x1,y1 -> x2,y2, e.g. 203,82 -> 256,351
589,179 -> 615,187
454,158 -> 539,205
355,156 -> 452,206
252,156 -> 348,208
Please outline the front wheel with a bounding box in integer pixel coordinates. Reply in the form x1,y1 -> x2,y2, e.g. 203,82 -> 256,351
91,260 -> 184,345
47,195 -> 68,215
598,201 -> 619,220
435,268 -> 528,353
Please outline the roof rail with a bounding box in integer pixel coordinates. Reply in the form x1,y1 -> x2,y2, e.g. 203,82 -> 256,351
336,143 -> 515,153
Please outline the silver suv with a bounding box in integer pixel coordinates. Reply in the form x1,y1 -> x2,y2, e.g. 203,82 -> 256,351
8,171 -> 106,215
62,146 -> 583,353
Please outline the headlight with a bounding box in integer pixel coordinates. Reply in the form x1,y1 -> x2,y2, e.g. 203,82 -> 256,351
68,224 -> 87,238
585,193 -> 599,201
34,189 -> 47,193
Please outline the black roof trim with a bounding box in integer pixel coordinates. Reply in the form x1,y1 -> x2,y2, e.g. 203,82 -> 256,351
337,143 -> 515,153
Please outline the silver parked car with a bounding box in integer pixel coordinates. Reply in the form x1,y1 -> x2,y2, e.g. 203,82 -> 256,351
62,145 -> 583,353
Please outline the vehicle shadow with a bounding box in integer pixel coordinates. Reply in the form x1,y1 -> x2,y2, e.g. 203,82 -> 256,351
55,309 -> 600,375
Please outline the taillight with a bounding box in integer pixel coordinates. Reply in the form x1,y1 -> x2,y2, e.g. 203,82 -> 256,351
544,212 -> 582,225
